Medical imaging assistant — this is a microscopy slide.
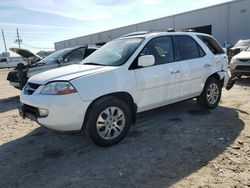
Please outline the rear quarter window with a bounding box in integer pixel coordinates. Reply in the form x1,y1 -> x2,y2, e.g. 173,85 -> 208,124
198,35 -> 224,55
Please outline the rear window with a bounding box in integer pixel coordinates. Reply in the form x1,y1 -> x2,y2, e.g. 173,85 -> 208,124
198,35 -> 224,55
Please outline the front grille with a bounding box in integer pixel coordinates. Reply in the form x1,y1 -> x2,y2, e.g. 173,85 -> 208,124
235,66 -> 250,71
238,59 -> 250,63
24,83 -> 40,95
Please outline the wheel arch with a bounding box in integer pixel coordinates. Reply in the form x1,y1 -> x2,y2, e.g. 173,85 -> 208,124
82,92 -> 137,130
206,72 -> 224,87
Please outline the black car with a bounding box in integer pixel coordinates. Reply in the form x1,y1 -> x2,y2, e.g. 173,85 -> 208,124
7,45 -> 98,89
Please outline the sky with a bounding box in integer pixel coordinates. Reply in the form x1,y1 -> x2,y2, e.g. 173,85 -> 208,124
0,0 -> 232,56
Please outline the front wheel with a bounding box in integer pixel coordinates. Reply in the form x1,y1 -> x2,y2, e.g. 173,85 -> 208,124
85,97 -> 132,147
197,77 -> 222,109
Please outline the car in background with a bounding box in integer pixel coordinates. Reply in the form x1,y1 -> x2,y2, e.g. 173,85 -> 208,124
19,31 -> 230,146
230,46 -> 250,77
7,46 -> 98,89
229,39 -> 250,61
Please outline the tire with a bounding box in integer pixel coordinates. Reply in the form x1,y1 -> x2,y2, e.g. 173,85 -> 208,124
85,97 -> 132,147
196,77 -> 222,109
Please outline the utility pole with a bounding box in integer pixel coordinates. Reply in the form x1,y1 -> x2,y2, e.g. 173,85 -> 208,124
1,29 -> 7,53
15,28 -> 22,48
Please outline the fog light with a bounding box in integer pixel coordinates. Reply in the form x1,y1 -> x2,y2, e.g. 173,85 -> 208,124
38,108 -> 49,117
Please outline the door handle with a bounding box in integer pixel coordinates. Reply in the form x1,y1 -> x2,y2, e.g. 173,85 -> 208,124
204,64 -> 211,68
170,70 -> 180,74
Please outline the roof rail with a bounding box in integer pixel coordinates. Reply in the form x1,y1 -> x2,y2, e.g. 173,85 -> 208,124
122,31 -> 150,37
182,29 -> 196,32
167,28 -> 175,32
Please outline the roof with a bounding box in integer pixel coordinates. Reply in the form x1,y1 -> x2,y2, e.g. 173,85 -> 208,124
119,31 -> 211,40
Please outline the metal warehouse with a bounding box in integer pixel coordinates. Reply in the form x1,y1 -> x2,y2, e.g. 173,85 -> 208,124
54,0 -> 250,50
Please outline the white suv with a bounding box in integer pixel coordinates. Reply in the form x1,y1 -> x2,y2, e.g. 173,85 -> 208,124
19,31 -> 230,146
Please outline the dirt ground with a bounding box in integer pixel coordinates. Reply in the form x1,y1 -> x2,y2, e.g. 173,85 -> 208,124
0,68 -> 249,188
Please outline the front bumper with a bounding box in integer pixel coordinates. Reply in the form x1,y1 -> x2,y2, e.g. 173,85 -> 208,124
230,62 -> 250,76
9,81 -> 20,88
7,70 -> 27,89
20,90 -> 91,132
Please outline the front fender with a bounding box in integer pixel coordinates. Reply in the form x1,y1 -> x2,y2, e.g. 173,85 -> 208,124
70,68 -> 137,102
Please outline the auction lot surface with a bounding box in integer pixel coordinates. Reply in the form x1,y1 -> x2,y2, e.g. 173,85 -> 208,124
0,68 -> 250,188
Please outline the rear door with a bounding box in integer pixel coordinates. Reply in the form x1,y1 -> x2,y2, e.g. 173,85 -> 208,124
173,35 -> 209,98
133,36 -> 182,111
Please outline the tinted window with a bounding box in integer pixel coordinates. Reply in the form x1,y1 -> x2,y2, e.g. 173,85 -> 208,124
174,35 -> 204,61
85,48 -> 96,57
140,36 -> 174,65
64,48 -> 84,64
198,35 -> 224,55
41,48 -> 71,64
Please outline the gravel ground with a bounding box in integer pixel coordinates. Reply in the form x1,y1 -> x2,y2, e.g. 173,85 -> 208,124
0,68 -> 250,188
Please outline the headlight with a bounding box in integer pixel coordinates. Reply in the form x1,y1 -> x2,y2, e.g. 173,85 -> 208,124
230,57 -> 235,64
40,81 -> 77,95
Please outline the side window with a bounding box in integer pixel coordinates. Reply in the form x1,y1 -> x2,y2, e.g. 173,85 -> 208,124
198,35 -> 224,55
85,48 -> 96,58
64,49 -> 84,64
140,36 -> 174,65
174,35 -> 205,61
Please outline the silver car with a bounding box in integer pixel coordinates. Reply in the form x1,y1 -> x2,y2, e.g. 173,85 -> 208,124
230,46 -> 250,77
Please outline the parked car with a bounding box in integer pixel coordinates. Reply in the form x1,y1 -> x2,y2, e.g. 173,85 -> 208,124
228,39 -> 250,61
230,46 -> 250,77
7,46 -> 98,89
0,58 -> 8,63
19,31 -> 230,146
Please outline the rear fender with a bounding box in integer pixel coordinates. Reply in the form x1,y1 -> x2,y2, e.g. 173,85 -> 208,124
214,70 -> 231,88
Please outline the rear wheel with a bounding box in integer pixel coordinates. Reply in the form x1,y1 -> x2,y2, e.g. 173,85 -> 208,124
197,77 -> 222,109
85,97 -> 132,147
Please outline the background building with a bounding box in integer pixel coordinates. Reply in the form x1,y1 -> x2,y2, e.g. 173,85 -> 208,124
54,0 -> 250,50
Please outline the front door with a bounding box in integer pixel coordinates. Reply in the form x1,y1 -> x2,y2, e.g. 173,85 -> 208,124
133,36 -> 182,112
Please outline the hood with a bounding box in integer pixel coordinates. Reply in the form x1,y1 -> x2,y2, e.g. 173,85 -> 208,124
28,64 -> 118,85
234,50 -> 250,60
230,46 -> 248,52
10,48 -> 42,64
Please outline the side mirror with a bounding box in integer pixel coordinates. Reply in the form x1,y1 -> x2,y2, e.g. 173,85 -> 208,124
57,57 -> 64,64
138,55 -> 155,67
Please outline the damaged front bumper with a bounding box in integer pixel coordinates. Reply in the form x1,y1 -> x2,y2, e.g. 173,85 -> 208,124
7,69 -> 28,90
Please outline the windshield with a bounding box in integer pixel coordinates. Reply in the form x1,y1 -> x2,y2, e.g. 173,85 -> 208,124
81,38 -> 144,66
38,48 -> 72,64
235,40 -> 250,47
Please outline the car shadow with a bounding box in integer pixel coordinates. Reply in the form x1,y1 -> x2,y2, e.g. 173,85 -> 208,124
0,96 -> 19,113
235,76 -> 250,87
0,100 -> 245,188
